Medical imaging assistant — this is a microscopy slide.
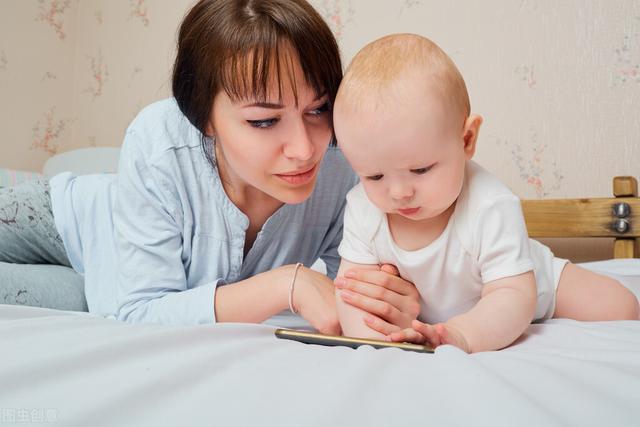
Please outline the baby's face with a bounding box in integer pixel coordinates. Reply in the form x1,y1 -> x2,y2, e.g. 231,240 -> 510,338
335,88 -> 470,223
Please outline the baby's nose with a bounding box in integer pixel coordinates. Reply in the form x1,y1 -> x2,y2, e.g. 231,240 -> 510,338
390,183 -> 414,200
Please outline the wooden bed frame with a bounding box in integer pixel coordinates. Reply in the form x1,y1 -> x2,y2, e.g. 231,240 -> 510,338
522,176 -> 639,259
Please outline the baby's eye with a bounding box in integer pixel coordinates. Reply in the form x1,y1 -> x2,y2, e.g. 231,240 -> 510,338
411,165 -> 434,175
366,174 -> 384,181
308,102 -> 331,117
247,118 -> 279,129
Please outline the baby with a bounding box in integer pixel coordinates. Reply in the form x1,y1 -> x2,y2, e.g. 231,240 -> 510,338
333,34 -> 639,353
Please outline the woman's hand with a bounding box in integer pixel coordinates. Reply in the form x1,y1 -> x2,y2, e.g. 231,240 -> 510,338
215,264 -> 341,330
291,265 -> 342,336
334,264 -> 420,335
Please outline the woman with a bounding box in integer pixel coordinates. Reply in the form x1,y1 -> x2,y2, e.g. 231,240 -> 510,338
0,0 -> 420,335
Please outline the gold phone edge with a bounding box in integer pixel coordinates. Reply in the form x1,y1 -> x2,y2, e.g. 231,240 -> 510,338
275,328 -> 434,353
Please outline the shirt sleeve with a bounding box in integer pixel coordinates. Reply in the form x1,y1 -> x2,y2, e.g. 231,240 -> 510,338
113,130 -> 219,325
474,195 -> 535,284
337,186 -> 380,265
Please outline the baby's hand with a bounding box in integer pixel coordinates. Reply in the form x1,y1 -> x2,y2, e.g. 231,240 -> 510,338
388,320 -> 471,353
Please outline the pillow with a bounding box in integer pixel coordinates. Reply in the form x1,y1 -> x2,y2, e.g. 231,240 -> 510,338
0,168 -> 44,188
42,147 -> 120,178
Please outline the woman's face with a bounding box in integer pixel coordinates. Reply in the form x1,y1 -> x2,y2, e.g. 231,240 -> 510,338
208,60 -> 332,205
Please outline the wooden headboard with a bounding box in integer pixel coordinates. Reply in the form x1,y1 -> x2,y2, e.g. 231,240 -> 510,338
522,176 -> 639,259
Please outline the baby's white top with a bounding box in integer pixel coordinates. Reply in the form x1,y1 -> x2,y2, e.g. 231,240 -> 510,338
339,160 -> 558,323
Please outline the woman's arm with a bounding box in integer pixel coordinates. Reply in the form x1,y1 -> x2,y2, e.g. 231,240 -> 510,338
216,264 -> 341,335
114,130 -> 215,325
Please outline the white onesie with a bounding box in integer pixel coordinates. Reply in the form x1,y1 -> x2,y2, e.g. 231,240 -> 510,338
338,160 -> 568,323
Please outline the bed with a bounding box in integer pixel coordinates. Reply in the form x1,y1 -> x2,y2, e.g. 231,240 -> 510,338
1,176 -> 639,427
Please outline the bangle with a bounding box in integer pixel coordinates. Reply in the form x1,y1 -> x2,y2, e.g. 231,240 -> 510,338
288,262 -> 303,314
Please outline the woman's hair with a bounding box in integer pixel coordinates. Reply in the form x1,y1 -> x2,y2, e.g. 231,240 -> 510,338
172,0 -> 343,165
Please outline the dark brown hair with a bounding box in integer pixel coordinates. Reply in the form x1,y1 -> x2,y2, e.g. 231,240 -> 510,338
172,0 -> 343,164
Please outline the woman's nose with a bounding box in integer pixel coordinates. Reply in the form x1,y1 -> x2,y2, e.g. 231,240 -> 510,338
283,121 -> 314,161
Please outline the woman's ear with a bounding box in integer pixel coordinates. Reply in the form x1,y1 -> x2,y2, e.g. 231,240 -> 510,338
461,114 -> 483,160
205,118 -> 215,138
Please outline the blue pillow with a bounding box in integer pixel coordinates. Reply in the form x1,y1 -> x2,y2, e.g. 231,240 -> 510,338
0,168 -> 44,188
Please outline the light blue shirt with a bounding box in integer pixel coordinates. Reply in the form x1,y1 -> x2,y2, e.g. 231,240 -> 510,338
50,99 -> 357,326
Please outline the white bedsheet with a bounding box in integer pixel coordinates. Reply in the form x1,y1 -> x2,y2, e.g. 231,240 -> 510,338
1,260 -> 640,427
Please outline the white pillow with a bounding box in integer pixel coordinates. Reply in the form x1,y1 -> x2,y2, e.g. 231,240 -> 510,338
43,147 -> 120,178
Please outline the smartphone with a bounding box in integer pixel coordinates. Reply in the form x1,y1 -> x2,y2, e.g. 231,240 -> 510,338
274,328 -> 433,353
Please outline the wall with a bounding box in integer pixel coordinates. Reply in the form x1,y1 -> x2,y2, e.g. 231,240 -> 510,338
1,0 -> 639,260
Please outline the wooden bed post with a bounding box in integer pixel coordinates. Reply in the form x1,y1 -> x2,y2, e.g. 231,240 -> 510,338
613,176 -> 638,259
522,176 -> 639,260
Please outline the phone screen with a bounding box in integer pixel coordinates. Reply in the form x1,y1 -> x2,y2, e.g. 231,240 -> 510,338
275,328 -> 433,353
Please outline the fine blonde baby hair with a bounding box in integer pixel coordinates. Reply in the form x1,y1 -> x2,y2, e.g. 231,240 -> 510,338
337,33 -> 470,121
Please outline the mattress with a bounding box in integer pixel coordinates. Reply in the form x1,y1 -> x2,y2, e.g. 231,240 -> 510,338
1,259 -> 639,426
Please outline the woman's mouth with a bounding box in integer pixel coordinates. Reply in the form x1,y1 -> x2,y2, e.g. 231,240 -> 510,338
275,164 -> 317,185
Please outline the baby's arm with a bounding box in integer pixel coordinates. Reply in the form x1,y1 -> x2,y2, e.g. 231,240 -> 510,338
446,271 -> 537,352
392,271 -> 537,352
335,258 -> 386,340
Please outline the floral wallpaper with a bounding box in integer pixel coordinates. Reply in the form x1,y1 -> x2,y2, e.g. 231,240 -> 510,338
36,0 -> 72,41
0,0 -> 639,260
31,107 -> 73,156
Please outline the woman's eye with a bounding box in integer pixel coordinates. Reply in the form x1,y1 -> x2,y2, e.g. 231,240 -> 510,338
247,118 -> 279,129
411,165 -> 433,175
366,174 -> 384,181
308,102 -> 331,116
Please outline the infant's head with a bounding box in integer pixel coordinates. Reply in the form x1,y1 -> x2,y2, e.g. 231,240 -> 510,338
334,33 -> 482,222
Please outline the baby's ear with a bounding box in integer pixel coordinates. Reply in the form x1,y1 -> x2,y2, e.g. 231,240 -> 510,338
462,114 -> 483,160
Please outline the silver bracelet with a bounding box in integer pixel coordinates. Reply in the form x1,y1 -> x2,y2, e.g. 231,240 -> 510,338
288,263 -> 303,314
